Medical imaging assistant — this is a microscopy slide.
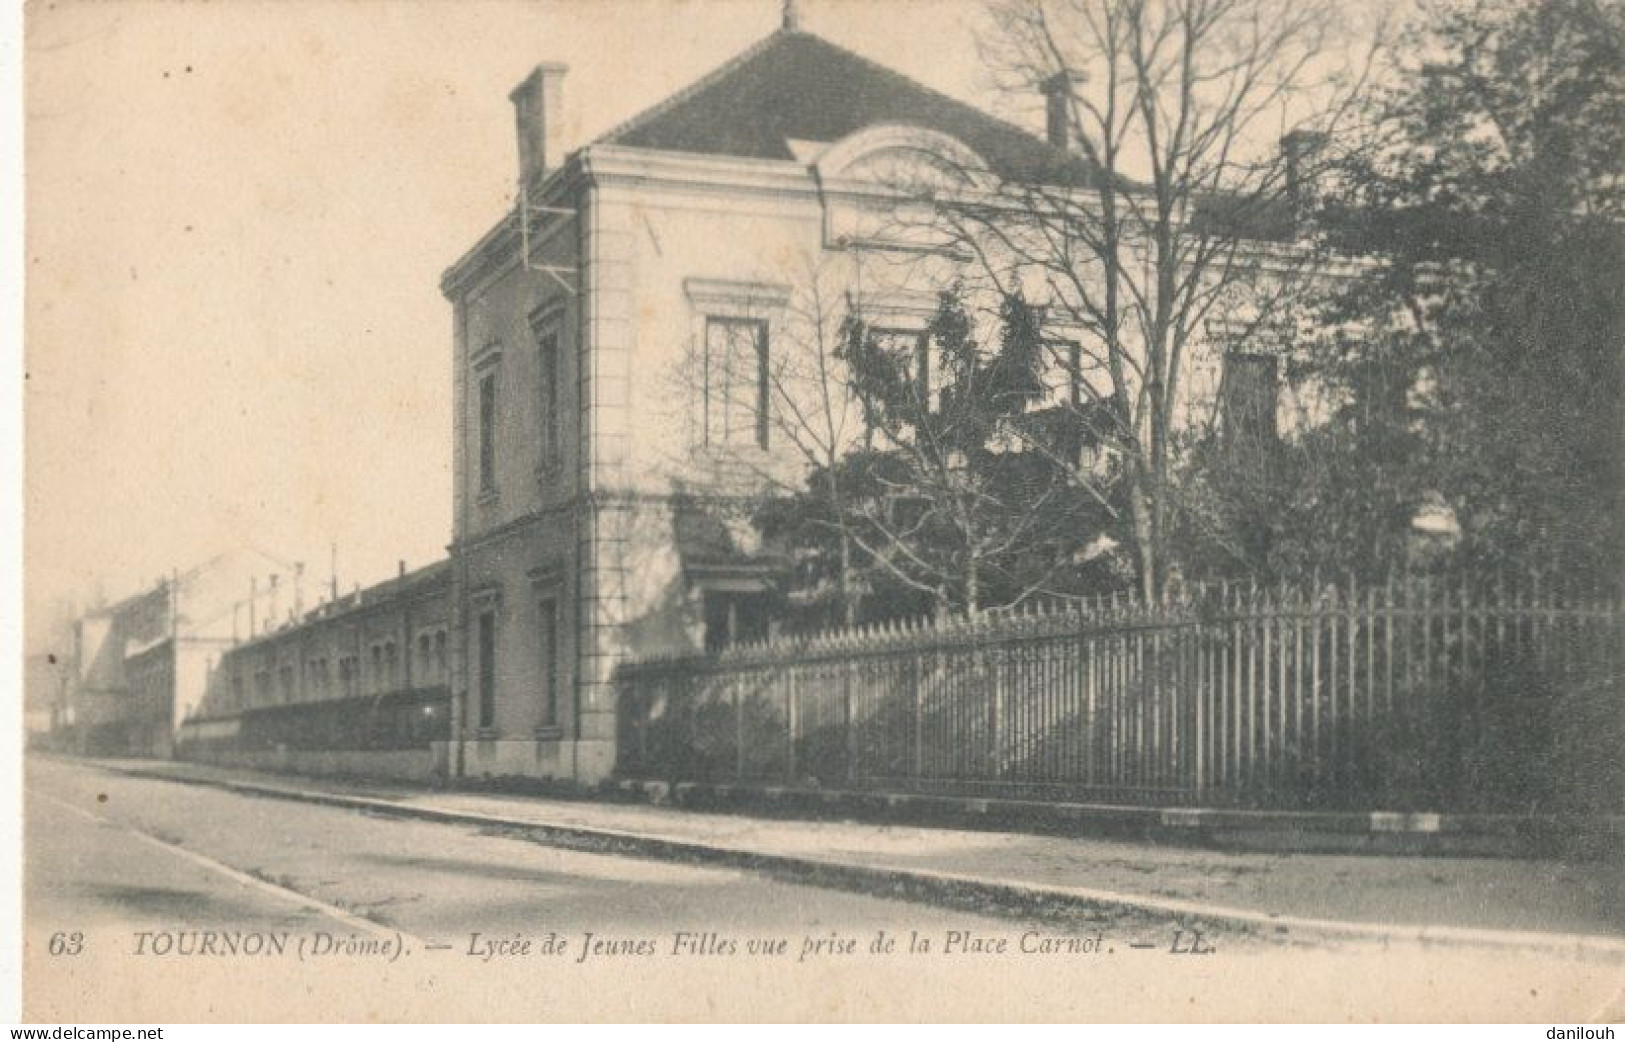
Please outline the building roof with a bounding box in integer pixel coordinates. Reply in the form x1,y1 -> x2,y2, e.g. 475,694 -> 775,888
1190,192 -> 1298,244
600,29 -> 1100,188
228,558 -> 452,652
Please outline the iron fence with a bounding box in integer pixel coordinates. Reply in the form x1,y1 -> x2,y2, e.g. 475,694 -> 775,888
178,685 -> 451,754
616,576 -> 1624,812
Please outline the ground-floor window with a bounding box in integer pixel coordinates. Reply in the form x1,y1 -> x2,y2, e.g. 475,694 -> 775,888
477,610 -> 496,730
537,597 -> 558,728
703,591 -> 772,652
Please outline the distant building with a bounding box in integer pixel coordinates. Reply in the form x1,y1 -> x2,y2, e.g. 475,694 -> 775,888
179,560 -> 451,778
56,548 -> 300,757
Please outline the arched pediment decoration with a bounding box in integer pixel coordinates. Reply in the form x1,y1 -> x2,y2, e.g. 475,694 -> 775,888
814,124 -> 995,194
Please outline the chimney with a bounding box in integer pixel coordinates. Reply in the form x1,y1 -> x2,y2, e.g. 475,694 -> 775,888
510,63 -> 569,190
398,559 -> 407,579
1041,70 -> 1086,151
1281,129 -> 1328,205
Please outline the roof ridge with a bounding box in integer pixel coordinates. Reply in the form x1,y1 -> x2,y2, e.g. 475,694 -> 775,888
596,27 -> 1090,182
594,28 -> 798,148
792,32 -> 1051,152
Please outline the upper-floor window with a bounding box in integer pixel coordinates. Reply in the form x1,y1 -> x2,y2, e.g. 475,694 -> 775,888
1221,352 -> 1280,446
478,371 -> 499,492
703,317 -> 769,449
1043,338 -> 1083,409
871,327 -> 931,407
532,313 -> 562,467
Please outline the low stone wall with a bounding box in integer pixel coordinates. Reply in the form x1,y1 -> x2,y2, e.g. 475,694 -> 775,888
183,745 -> 446,783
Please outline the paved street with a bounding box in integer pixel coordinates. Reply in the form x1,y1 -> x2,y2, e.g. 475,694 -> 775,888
23,758 -> 1625,1022
96,756 -> 1625,938
28,758 -> 1027,938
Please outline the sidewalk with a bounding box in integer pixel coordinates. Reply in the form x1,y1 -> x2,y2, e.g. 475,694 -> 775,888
88,757 -> 1624,952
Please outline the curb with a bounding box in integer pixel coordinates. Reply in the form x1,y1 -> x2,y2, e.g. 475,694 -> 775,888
611,779 -> 1623,858
91,762 -> 1625,960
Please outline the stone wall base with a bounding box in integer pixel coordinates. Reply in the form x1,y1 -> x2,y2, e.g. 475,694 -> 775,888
185,746 -> 444,782
456,736 -> 616,785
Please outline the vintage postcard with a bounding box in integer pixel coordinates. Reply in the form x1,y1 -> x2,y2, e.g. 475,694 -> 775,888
20,0 -> 1624,1024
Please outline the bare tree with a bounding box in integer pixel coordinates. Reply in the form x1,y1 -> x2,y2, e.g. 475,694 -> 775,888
666,256 -> 876,627
923,0 -> 1380,600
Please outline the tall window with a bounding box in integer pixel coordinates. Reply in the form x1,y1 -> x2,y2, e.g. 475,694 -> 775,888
478,371 -> 498,492
533,319 -> 561,466
434,630 -> 448,679
1044,338 -> 1084,408
872,328 -> 931,405
703,317 -> 769,449
477,610 -> 496,730
537,597 -> 558,728
1221,352 -> 1280,445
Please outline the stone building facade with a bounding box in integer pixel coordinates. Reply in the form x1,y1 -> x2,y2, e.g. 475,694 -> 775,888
178,560 -> 452,779
161,18 -> 1292,784
434,24 -> 1202,783
59,548 -> 298,757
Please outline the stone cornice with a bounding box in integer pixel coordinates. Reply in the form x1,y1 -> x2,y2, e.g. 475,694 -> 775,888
440,147 -> 820,302
583,145 -> 814,198
440,141 -> 1371,301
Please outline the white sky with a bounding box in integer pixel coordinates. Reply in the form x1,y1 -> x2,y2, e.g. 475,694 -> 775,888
22,0 -> 1000,650
22,0 -> 1395,653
